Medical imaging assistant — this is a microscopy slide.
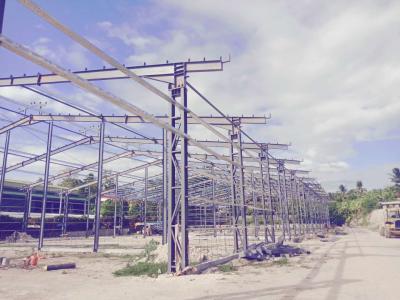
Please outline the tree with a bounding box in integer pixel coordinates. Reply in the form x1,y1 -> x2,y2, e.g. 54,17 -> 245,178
60,177 -> 83,190
356,181 -> 364,194
82,173 -> 96,196
391,168 -> 400,193
339,184 -> 347,194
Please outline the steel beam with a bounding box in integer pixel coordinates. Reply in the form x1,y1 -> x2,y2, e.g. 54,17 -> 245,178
0,59 -> 223,87
6,114 -> 266,126
6,136 -> 93,172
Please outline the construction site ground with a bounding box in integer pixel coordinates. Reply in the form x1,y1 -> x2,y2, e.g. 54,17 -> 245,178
1,227 -> 399,300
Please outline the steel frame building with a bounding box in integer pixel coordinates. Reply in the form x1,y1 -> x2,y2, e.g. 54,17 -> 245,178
0,0 -> 329,273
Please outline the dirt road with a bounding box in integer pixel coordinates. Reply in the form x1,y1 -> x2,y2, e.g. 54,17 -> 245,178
1,227 -> 399,300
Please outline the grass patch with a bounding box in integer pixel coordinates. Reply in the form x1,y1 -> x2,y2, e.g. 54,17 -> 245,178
273,257 -> 289,266
113,240 -> 163,277
113,261 -> 167,277
143,239 -> 159,262
218,263 -> 237,273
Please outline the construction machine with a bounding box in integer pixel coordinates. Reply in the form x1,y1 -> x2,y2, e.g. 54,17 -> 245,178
379,201 -> 400,238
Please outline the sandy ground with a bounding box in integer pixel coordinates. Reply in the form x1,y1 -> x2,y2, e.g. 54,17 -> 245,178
1,227 -> 399,300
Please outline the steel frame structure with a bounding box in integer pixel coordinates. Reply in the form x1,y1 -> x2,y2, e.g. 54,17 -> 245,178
0,0 -> 329,272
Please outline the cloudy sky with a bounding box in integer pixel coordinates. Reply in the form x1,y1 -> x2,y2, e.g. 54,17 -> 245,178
1,0 -> 399,191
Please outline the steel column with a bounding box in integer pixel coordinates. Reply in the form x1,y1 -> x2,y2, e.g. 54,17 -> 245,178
22,188 -> 31,232
0,130 -> 10,208
38,121 -> 53,250
0,0 -> 5,35
229,129 -> 239,252
167,63 -> 189,272
265,147 -> 275,242
93,121 -> 105,252
113,175 -> 118,238
86,187 -> 91,237
62,193 -> 69,235
251,172 -> 258,237
236,127 -> 248,251
162,128 -> 167,244
212,175 -> 216,238
276,167 -> 286,238
281,164 -> 291,240
144,167 -> 148,234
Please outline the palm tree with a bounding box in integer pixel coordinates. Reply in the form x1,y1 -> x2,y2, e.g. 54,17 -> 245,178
356,180 -> 363,194
391,168 -> 400,193
339,184 -> 347,194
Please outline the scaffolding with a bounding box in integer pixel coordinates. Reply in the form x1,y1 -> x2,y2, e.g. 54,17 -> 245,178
0,0 -> 330,273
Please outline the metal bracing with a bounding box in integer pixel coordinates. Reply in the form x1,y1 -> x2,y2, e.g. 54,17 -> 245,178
0,0 -> 331,274
167,63 -> 189,272
229,122 -> 248,252
6,136 -> 94,173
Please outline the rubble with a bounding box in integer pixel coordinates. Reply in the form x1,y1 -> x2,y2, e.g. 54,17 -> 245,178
241,238 -> 310,261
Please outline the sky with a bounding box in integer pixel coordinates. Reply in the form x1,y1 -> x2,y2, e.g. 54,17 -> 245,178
0,0 -> 399,191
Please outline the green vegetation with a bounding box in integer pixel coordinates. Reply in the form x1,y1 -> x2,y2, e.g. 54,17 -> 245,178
273,257 -> 289,266
218,263 -> 237,272
113,261 -> 167,277
113,239 -> 167,277
329,168 -> 400,226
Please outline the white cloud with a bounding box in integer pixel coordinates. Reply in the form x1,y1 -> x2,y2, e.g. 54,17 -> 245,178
95,0 -> 400,191
31,37 -> 90,69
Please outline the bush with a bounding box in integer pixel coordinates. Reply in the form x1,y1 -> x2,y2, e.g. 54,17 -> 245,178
273,257 -> 289,266
218,263 -> 237,272
329,187 -> 397,226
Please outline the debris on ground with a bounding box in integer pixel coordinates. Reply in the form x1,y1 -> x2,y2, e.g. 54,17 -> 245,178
5,231 -> 33,243
0,257 -> 10,267
242,239 -> 310,261
292,236 -> 303,243
176,266 -> 198,276
334,228 -> 347,235
320,237 -> 338,242
43,263 -> 76,271
23,252 -> 46,268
